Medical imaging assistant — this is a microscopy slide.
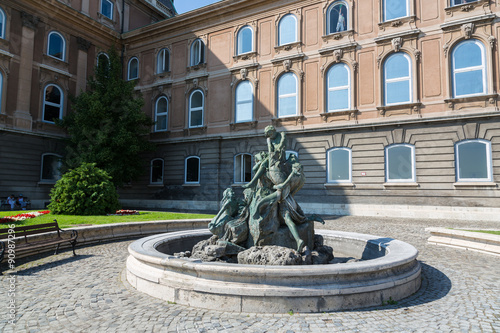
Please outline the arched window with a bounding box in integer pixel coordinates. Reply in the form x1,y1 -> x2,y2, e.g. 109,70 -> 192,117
43,84 -> 63,123
157,48 -> 170,73
100,0 -> 114,19
327,63 -> 350,112
234,153 -> 252,183
451,39 -> 487,98
278,72 -> 298,117
48,31 -> 65,60
190,39 -> 205,66
235,80 -> 253,123
185,156 -> 200,184
155,96 -> 168,132
278,14 -> 297,46
41,154 -> 62,182
150,159 -> 164,184
383,0 -> 409,21
455,140 -> 492,182
97,52 -> 110,72
327,1 -> 348,34
189,90 -> 204,128
237,26 -> 253,55
383,52 -> 412,106
127,57 -> 139,80
451,0 -> 477,6
385,144 -> 416,182
327,148 -> 351,183
0,7 -> 6,39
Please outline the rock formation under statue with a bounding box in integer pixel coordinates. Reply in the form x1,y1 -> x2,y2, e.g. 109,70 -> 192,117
187,126 -> 330,265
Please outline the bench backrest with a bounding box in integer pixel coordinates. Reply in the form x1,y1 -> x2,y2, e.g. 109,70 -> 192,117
0,222 -> 60,242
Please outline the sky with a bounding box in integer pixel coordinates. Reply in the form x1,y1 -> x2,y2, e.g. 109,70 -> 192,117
173,0 -> 223,14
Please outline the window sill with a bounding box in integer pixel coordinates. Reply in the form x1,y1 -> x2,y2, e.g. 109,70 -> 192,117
233,51 -> 257,62
274,41 -> 301,53
445,94 -> 498,110
453,182 -> 497,188
384,182 -> 419,188
183,183 -> 200,187
321,30 -> 354,43
320,110 -> 358,122
272,115 -> 304,126
324,182 -> 354,188
230,120 -> 257,130
148,184 -> 164,188
378,16 -> 416,31
377,102 -> 421,117
444,0 -> 489,16
38,181 -> 57,186
184,126 -> 207,136
187,63 -> 207,73
155,71 -> 171,79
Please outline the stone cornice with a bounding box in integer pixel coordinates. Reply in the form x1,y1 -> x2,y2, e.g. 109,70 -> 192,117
440,13 -> 497,30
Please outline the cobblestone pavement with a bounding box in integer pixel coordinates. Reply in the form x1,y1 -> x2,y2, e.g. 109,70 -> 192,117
1,216 -> 499,333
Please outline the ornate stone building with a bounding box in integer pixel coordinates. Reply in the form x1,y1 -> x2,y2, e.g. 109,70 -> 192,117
1,0 -> 499,221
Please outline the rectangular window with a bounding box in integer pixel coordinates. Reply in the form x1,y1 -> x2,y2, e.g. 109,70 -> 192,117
385,144 -> 416,182
101,0 -> 113,20
235,154 -> 252,183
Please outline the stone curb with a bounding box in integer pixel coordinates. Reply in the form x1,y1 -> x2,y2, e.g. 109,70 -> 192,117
426,227 -> 500,256
3,219 -> 211,261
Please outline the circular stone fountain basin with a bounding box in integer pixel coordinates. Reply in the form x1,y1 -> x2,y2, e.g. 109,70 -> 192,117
126,229 -> 421,313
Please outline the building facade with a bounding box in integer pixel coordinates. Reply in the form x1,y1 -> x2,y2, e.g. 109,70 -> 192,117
1,0 -> 499,221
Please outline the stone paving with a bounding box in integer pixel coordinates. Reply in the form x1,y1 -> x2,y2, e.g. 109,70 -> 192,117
0,216 -> 499,333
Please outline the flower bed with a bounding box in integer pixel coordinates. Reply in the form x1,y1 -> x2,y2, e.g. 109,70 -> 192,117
0,211 -> 50,223
107,210 -> 139,216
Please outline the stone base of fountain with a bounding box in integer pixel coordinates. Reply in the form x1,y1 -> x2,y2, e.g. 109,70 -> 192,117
126,229 -> 421,313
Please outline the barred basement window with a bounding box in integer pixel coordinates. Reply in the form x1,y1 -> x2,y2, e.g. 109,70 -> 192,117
185,156 -> 200,184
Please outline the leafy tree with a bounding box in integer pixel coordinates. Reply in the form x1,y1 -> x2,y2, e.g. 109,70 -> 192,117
48,163 -> 120,215
58,46 -> 155,187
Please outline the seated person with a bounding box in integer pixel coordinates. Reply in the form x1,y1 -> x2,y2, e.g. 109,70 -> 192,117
18,194 -> 27,210
7,194 -> 18,210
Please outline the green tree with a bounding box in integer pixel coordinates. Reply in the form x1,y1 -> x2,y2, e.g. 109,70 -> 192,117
48,163 -> 121,215
58,46 -> 155,187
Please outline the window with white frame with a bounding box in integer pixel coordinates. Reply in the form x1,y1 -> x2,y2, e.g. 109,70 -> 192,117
451,39 -> 487,98
43,84 -> 63,123
327,147 -> 351,183
155,96 -> 168,132
450,0 -> 477,6
278,14 -> 297,46
185,156 -> 200,184
327,63 -> 350,112
97,52 -> 110,73
455,140 -> 492,182
385,144 -> 416,182
0,7 -> 5,39
100,0 -> 113,19
48,31 -> 65,60
278,72 -> 298,117
383,0 -> 409,21
190,39 -> 205,66
237,26 -> 253,55
327,1 -> 348,34
384,52 -> 412,105
41,154 -> 62,182
150,159 -> 164,184
235,80 -> 253,123
189,90 -> 204,128
157,48 -> 170,73
127,57 -> 139,80
234,153 -> 252,183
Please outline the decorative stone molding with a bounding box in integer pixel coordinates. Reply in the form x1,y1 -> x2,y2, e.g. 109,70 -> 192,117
229,120 -> 258,131
444,0 -> 490,17
444,94 -> 498,111
274,41 -> 302,54
488,35 -> 496,49
272,115 -> 304,126
333,49 -> 343,63
21,12 -> 39,29
233,51 -> 257,63
374,29 -> 421,44
461,23 -> 474,39
378,16 -> 416,31
283,59 -> 291,72
320,110 -> 358,123
391,37 -> 403,52
186,62 -> 207,73
76,37 -> 91,52
377,102 -> 422,117
321,30 -> 355,44
413,49 -> 421,63
440,13 -> 496,31
318,42 -> 358,56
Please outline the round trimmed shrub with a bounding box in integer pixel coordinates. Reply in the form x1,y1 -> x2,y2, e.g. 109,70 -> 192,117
48,163 -> 121,215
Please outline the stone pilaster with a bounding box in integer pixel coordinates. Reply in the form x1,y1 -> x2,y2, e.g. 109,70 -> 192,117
76,37 -> 91,95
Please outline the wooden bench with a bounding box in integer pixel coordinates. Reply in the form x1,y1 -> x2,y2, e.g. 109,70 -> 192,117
0,220 -> 78,271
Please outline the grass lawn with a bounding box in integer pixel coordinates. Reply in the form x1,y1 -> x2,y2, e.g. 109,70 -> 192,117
464,230 -> 500,236
0,210 -> 214,229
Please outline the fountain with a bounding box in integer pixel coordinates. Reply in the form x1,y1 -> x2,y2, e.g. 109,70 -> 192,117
126,126 -> 421,313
